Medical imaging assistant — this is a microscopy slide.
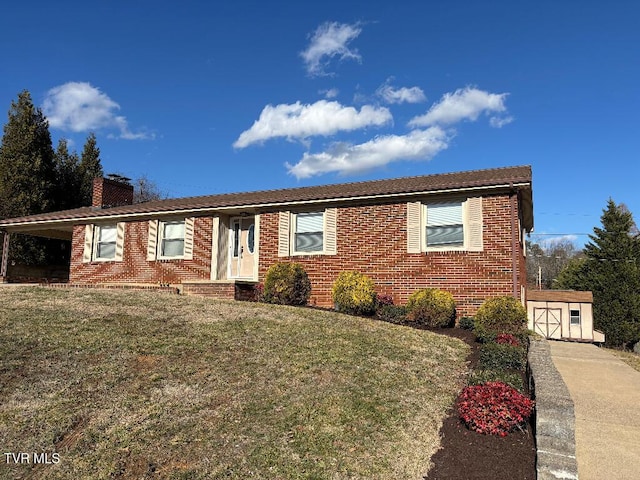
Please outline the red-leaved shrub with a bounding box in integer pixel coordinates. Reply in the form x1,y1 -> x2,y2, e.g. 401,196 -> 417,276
457,381 -> 535,436
495,333 -> 520,346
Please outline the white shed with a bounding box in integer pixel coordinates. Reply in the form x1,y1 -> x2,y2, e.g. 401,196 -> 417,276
527,290 -> 605,343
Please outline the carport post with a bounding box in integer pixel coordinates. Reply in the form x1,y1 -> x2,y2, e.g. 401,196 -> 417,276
0,231 -> 9,281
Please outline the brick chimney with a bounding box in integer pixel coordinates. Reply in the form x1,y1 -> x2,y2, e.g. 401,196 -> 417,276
92,175 -> 134,208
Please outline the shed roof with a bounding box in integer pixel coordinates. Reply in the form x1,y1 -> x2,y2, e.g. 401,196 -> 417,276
527,290 -> 593,303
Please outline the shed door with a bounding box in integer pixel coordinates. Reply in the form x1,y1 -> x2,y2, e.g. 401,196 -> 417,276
533,308 -> 562,339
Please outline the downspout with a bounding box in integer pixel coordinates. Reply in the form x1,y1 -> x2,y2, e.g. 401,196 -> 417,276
509,184 -> 519,298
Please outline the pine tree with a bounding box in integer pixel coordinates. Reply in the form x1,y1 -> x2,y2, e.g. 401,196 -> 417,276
0,90 -> 56,218
0,90 -> 57,264
556,199 -> 640,347
78,132 -> 103,206
53,138 -> 81,210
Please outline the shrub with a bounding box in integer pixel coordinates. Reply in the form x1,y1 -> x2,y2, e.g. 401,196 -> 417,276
468,369 -> 525,392
479,343 -> 526,371
376,294 -> 394,308
459,317 -> 475,330
406,288 -> 456,327
475,296 -> 528,340
495,333 -> 521,347
457,381 -> 535,436
377,305 -> 408,324
332,271 -> 377,315
253,283 -> 264,302
262,262 -> 311,306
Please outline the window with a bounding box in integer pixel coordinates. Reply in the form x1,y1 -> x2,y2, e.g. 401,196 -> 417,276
232,221 -> 240,257
247,224 -> 255,254
425,202 -> 464,247
294,212 -> 324,253
94,225 -> 117,260
160,220 -> 185,258
570,309 -> 581,325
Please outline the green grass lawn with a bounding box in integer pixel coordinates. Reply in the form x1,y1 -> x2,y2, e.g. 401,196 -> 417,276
0,287 -> 469,479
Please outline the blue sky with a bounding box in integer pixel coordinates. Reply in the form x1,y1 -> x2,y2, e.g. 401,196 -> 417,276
1,1 -> 639,247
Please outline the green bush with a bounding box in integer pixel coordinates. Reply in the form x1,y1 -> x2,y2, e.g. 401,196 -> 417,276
468,369 -> 525,392
459,317 -> 475,330
479,343 -> 526,371
377,305 -> 408,324
475,296 -> 528,339
406,288 -> 456,327
332,271 -> 377,315
262,262 -> 311,306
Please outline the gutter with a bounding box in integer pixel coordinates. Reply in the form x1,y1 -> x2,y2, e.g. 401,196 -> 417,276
0,181 -> 532,229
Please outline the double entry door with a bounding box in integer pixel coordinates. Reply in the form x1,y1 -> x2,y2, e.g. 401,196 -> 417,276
229,217 -> 255,279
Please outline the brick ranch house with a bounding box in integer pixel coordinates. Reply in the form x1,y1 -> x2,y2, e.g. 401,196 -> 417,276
0,165 -> 533,317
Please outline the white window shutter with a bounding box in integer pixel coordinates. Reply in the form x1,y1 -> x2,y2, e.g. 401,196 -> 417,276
114,223 -> 125,261
278,211 -> 290,257
184,217 -> 195,260
406,202 -> 422,253
466,197 -> 483,252
324,208 -> 337,255
210,217 -> 219,280
147,219 -> 158,261
82,225 -> 94,263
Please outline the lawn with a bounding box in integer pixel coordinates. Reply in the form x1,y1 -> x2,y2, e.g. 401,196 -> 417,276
0,287 -> 469,479
608,348 -> 640,373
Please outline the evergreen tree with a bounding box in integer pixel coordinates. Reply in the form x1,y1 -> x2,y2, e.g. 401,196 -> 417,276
78,132 -> 103,206
0,90 -> 57,264
0,91 -> 56,218
53,138 -> 81,210
556,199 -> 640,347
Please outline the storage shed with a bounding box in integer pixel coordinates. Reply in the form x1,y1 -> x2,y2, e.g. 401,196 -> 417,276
527,290 -> 605,343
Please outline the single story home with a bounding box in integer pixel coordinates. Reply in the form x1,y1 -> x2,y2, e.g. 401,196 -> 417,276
0,165 -> 533,317
527,289 -> 605,343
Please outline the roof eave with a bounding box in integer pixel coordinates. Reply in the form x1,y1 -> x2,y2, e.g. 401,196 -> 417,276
0,181 -> 531,232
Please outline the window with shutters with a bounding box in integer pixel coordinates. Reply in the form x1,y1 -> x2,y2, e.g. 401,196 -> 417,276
94,225 -> 117,260
406,197 -> 483,253
159,220 -> 185,258
293,212 -> 324,253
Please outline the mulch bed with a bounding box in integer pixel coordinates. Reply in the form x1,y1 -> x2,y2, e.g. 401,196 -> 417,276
423,327 -> 537,480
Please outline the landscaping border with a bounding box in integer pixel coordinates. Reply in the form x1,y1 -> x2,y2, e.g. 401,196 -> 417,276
527,337 -> 578,480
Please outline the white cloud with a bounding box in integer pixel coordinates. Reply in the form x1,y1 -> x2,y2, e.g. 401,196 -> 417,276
489,115 -> 514,128
376,79 -> 426,104
286,127 -> 451,179
42,82 -> 152,140
320,88 -> 340,99
409,87 -> 509,128
300,22 -> 362,76
233,100 -> 392,148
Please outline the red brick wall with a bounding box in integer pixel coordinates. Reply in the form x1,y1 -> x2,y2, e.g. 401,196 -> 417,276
70,217 -> 213,284
258,193 -> 526,318
67,193 -> 527,318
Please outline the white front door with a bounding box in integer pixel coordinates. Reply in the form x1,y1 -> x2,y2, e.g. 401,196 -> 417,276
229,217 -> 255,279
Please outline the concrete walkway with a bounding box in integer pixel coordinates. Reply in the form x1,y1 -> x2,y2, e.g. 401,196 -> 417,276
549,341 -> 640,480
